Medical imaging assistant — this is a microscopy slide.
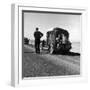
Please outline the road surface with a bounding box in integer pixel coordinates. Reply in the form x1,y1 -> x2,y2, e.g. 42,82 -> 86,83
23,45 -> 80,77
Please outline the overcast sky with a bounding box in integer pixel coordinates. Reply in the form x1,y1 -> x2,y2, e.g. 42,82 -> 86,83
24,12 -> 81,42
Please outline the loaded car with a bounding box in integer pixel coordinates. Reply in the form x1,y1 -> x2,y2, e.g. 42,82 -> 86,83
46,27 -> 72,54
24,37 -> 29,44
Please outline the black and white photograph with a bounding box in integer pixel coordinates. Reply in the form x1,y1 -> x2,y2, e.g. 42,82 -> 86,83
22,10 -> 81,78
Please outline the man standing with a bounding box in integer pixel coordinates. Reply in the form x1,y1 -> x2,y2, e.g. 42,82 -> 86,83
34,27 -> 43,53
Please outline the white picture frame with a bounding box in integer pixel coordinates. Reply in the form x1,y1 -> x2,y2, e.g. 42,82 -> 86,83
11,4 -> 87,87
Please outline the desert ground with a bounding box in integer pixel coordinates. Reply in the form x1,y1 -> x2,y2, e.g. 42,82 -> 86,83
23,44 -> 80,78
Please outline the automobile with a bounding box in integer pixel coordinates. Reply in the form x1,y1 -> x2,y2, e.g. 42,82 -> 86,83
24,37 -> 29,44
46,27 -> 72,54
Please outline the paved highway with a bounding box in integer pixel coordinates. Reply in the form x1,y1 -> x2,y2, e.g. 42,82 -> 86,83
23,45 -> 80,77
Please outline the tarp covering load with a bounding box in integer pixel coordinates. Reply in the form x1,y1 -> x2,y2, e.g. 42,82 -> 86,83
53,27 -> 69,40
46,27 -> 72,54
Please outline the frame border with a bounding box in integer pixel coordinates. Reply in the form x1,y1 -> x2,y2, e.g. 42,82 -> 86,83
11,4 -> 87,87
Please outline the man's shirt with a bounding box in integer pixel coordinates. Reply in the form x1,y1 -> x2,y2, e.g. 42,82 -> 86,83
34,31 -> 43,40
